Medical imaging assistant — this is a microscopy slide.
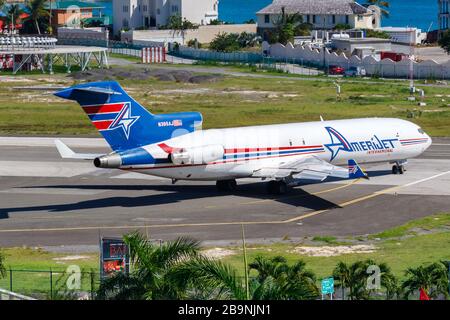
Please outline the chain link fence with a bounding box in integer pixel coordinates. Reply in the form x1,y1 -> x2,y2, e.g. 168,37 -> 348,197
0,269 -> 101,300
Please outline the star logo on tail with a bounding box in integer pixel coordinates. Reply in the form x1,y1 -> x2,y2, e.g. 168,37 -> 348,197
109,102 -> 140,139
324,127 -> 353,161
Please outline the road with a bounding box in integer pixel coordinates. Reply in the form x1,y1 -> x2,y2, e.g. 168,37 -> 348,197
0,137 -> 449,247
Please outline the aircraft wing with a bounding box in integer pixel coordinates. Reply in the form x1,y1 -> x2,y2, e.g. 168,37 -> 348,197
55,140 -> 104,160
252,155 -> 368,181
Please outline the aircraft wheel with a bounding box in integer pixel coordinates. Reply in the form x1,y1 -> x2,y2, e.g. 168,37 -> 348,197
392,165 -> 399,175
267,180 -> 288,195
216,179 -> 237,192
398,165 -> 405,175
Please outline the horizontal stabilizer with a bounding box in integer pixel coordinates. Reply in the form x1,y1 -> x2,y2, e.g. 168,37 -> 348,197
348,159 -> 369,179
55,139 -> 104,160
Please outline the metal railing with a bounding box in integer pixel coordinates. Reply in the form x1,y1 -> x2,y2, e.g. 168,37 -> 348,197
0,288 -> 36,300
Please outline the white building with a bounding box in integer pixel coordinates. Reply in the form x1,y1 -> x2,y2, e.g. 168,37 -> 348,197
378,27 -> 426,45
257,0 -> 381,37
113,0 -> 219,35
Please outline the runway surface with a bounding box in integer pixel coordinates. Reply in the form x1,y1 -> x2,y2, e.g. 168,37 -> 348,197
0,137 -> 449,247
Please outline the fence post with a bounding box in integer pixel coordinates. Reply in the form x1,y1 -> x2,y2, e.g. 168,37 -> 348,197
9,268 -> 12,292
90,271 -> 95,300
50,269 -> 53,300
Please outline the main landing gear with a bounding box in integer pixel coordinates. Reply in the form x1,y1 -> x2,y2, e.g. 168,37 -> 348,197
216,179 -> 237,191
392,162 -> 405,175
267,180 -> 288,195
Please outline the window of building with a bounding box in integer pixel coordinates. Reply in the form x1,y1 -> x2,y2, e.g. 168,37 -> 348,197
332,15 -> 336,24
138,5 -> 141,12
312,15 -> 316,24
143,5 -> 147,12
123,18 -> 129,28
306,15 -> 310,23
123,5 -> 129,13
172,5 -> 179,12
345,15 -> 349,24
357,15 -> 363,21
264,14 -> 270,23
157,8 -> 160,15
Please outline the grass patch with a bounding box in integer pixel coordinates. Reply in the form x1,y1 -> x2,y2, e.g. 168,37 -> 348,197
2,69 -> 450,136
369,212 -> 450,239
311,236 -> 337,244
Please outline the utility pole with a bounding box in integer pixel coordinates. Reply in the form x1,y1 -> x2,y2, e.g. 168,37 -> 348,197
241,224 -> 250,300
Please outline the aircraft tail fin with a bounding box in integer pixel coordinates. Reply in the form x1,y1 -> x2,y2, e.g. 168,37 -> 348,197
54,81 -> 202,152
348,159 -> 369,180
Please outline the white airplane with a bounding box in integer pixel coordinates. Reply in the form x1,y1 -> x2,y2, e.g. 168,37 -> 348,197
54,81 -> 432,194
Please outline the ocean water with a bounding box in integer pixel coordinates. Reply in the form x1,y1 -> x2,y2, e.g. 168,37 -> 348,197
218,0 -> 438,31
94,0 -> 438,31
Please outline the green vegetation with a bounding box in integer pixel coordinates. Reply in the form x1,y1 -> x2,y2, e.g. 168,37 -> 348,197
1,213 -> 449,299
439,30 -> 450,55
370,213 -> 450,239
364,29 -> 391,39
209,32 -> 259,52
333,260 -> 398,300
1,72 -> 450,136
268,7 -> 311,44
312,236 -> 337,244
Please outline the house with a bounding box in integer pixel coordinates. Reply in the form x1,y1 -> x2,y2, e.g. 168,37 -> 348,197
439,0 -> 449,38
257,0 -> 381,36
47,1 -> 104,29
113,0 -> 219,35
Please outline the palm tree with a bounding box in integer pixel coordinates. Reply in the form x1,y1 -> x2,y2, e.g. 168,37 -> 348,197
97,232 -> 201,300
172,255 -> 319,300
272,6 -> 304,45
402,262 -> 449,300
333,261 -> 368,299
366,0 -> 390,18
0,250 -> 6,279
25,0 -> 49,35
5,4 -> 23,31
249,256 -> 318,300
363,259 -> 399,300
333,260 -> 398,300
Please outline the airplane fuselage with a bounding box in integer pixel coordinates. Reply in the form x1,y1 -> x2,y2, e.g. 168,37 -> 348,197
118,118 -> 432,181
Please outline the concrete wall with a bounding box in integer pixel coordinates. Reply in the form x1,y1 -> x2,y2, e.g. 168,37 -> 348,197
266,41 -> 450,79
123,24 -> 257,44
57,27 -> 109,41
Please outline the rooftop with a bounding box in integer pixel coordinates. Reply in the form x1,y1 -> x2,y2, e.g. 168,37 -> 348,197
47,1 -> 104,10
257,0 -> 370,15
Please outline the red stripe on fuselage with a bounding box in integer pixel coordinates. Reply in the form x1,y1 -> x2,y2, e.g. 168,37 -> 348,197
82,103 -> 124,115
93,120 -> 113,130
223,145 -> 323,153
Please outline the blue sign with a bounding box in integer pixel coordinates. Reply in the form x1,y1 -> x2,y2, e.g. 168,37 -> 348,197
321,277 -> 334,295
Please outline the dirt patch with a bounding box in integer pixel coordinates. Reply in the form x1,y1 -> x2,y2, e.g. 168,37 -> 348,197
201,248 -> 235,260
70,67 -> 223,84
289,245 -> 377,257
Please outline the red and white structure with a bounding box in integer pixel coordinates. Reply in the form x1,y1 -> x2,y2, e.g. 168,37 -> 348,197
141,47 -> 166,63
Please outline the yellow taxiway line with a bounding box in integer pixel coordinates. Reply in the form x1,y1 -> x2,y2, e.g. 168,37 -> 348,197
0,171 -> 449,233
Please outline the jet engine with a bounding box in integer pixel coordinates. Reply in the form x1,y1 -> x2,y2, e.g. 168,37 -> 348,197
170,145 -> 224,165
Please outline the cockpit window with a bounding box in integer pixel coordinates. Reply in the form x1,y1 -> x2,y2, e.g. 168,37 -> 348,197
418,128 -> 425,134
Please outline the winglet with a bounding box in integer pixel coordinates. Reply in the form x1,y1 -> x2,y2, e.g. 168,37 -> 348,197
348,159 -> 369,179
55,139 -> 75,158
